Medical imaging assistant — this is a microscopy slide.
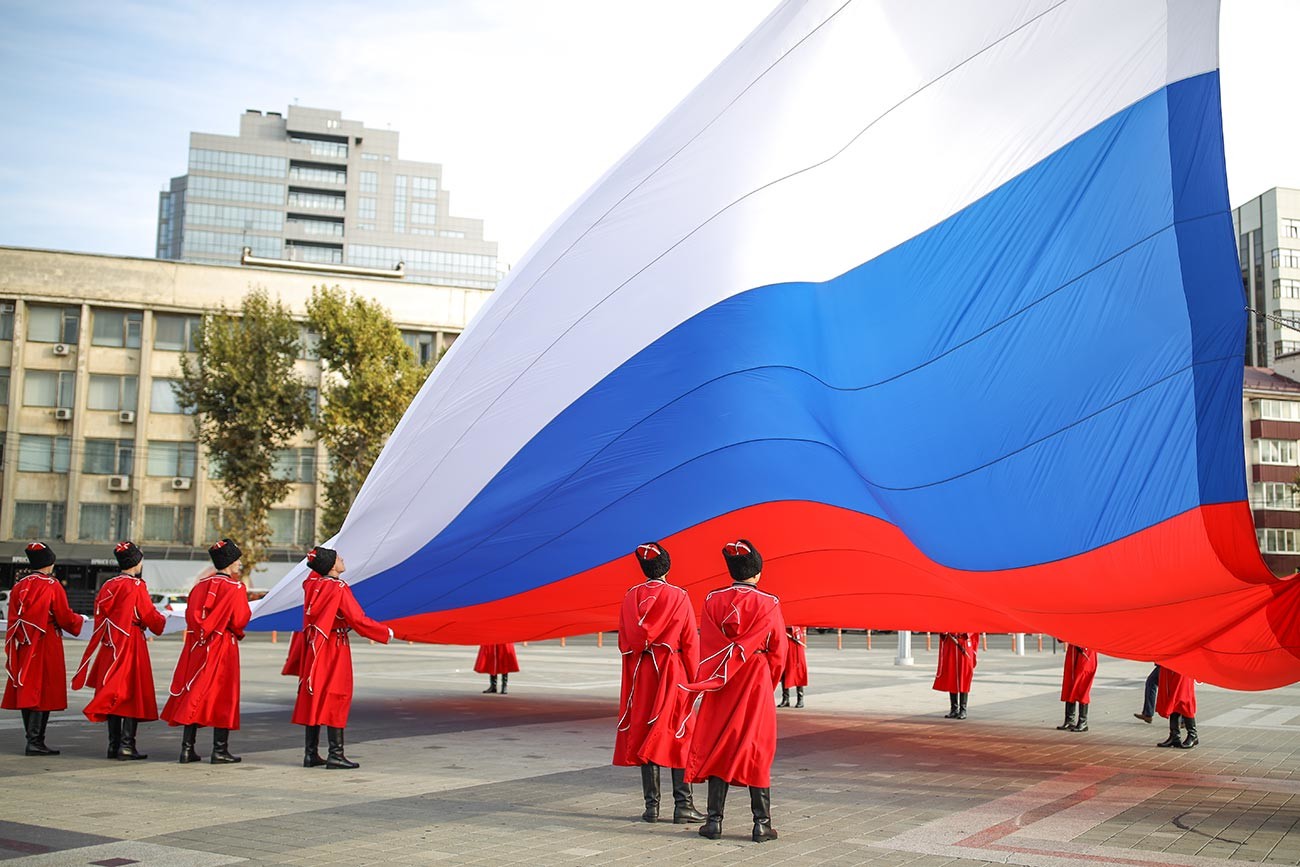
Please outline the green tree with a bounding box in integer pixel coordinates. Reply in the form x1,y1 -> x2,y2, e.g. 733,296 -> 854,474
176,288 -> 312,576
307,286 -> 432,536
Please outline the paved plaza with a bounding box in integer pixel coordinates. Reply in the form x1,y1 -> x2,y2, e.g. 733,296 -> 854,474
1,632 -> 1299,865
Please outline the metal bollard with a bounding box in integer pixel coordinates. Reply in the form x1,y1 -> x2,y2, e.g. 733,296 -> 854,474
597,632 -> 603,648
271,630 -> 277,644
560,636 -> 566,647
926,632 -> 932,651
867,629 -> 872,650
837,628 -> 843,650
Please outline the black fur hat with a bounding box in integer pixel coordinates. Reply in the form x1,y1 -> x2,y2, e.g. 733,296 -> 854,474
635,542 -> 671,580
306,546 -> 338,576
722,538 -> 762,582
209,538 -> 242,571
25,542 -> 55,570
113,540 -> 143,571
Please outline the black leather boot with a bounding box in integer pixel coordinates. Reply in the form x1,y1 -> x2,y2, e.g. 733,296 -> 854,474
179,724 -> 201,763
304,725 -> 325,767
1180,716 -> 1198,749
1157,713 -> 1182,747
777,687 -> 790,708
794,687 -> 804,709
671,767 -> 705,823
640,762 -> 660,822
957,692 -> 968,720
211,728 -> 241,764
106,715 -> 122,759
483,675 -> 497,694
117,718 -> 148,760
1070,703 -> 1090,733
750,786 -> 778,843
23,710 -> 53,756
1056,702 -> 1077,730
500,673 -> 508,695
699,776 -> 728,839
944,693 -> 959,719
35,712 -> 59,755
325,726 -> 359,769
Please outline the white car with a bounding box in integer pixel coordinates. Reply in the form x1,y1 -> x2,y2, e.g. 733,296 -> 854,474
150,592 -> 189,616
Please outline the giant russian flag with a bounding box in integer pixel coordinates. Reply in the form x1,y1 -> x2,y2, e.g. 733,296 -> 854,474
252,0 -> 1300,689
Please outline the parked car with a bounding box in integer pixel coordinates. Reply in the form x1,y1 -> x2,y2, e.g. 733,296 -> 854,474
150,592 -> 189,616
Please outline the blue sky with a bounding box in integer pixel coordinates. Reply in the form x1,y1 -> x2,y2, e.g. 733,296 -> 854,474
2,0 -> 1298,268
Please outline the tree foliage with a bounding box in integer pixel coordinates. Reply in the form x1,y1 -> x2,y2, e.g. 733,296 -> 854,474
307,286 -> 432,537
176,288 -> 312,576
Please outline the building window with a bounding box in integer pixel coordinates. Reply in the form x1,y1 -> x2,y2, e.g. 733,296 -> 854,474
286,216 -> 343,237
287,190 -> 346,211
87,374 -> 139,412
186,175 -> 285,205
1258,527 -> 1300,553
1251,482 -> 1300,510
143,505 -> 194,543
411,202 -> 437,225
13,502 -> 65,540
1275,279 -> 1300,300
358,197 -> 377,220
361,153 -> 381,162
23,370 -> 75,408
91,309 -> 143,348
79,503 -> 131,541
268,508 -> 316,546
184,203 -> 284,232
1284,219 -> 1300,240
147,440 -> 197,477
1275,340 -> 1300,358
83,439 -> 134,475
182,230 -> 282,260
0,368 -> 9,405
273,447 -> 317,483
298,326 -> 320,360
285,242 -> 343,264
347,245 -> 497,279
1273,249 -> 1300,270
360,171 -> 379,193
151,378 -> 190,414
155,315 -> 201,352
1254,439 -> 1299,465
306,387 -> 319,419
17,435 -> 71,473
27,305 -> 80,344
289,137 -> 347,159
188,148 -> 287,178
1252,399 -> 1300,422
393,175 -> 407,233
402,330 -> 437,366
0,302 -> 15,340
411,176 -> 438,197
289,163 -> 346,185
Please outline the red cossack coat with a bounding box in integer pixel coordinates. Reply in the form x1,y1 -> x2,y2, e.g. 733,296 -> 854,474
612,578 -> 699,769
684,583 -> 787,788
782,626 -> 809,688
474,643 -> 519,675
286,574 -> 390,728
1060,644 -> 1097,703
1156,666 -> 1197,718
73,574 -> 166,721
161,573 -> 251,730
3,572 -> 84,711
932,632 -> 979,693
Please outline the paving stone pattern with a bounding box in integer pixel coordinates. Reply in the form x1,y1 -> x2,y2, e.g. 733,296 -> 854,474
0,633 -> 1298,865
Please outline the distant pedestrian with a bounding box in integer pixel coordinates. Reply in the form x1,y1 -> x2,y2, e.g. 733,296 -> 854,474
73,541 -> 167,760
1134,664 -> 1159,723
933,633 -> 979,719
284,546 -> 393,769
161,539 -> 251,764
613,542 -> 704,824
685,539 -> 786,843
475,643 -> 518,694
777,626 -> 808,708
1156,667 -> 1198,749
3,542 -> 86,755
1057,644 -> 1096,732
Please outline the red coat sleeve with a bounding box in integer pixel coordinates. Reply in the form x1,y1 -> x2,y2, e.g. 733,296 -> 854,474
228,587 -> 251,640
50,582 -> 83,636
339,585 -> 390,643
678,592 -> 699,674
137,582 -> 167,635
767,602 -> 788,685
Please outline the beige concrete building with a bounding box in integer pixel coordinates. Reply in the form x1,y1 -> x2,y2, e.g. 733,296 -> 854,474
0,245 -> 489,606
1233,187 -> 1300,366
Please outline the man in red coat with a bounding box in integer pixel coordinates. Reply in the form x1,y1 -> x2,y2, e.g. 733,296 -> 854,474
285,545 -> 392,769
685,539 -> 786,844
1057,644 -> 1097,733
73,541 -> 167,760
933,632 -> 979,719
3,542 -> 86,755
475,643 -> 518,694
162,538 -> 252,764
1156,666 -> 1198,749
613,542 -> 704,824
777,626 -> 808,709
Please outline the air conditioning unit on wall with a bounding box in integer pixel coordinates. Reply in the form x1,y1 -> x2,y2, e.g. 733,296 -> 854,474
108,475 -> 130,492
53,407 -> 73,421
171,477 -> 193,491
52,343 -> 71,356
118,410 -> 136,424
